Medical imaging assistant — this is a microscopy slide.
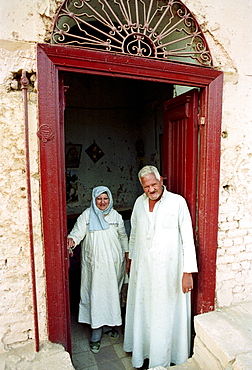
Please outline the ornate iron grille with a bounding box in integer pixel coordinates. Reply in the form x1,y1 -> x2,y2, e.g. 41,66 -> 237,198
51,0 -> 212,66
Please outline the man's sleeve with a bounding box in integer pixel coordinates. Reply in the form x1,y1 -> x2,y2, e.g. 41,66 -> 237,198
128,202 -> 138,260
179,198 -> 198,273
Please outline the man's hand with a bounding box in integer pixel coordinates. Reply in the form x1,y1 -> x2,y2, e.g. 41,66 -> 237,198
182,272 -> 193,293
125,252 -> 131,275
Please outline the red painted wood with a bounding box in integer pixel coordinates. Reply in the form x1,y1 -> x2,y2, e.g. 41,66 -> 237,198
38,44 -> 219,86
195,76 -> 223,314
58,74 -> 72,351
37,50 -> 71,349
162,90 -> 205,317
37,44 -> 223,349
162,90 -> 198,231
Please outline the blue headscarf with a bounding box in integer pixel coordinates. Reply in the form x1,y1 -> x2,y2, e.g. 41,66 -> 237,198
89,186 -> 113,232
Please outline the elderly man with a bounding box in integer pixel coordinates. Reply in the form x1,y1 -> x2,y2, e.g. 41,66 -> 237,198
123,165 -> 198,369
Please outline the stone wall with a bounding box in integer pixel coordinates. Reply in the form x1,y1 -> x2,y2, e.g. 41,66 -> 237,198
0,0 -> 251,351
0,44 -> 46,350
184,0 -> 252,307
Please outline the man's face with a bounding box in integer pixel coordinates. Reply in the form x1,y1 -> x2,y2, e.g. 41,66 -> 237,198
141,173 -> 163,201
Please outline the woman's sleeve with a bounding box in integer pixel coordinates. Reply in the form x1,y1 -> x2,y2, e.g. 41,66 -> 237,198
68,210 -> 88,246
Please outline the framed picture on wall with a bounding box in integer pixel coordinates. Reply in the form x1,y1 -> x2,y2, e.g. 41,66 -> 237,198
66,169 -> 78,203
65,144 -> 82,168
85,140 -> 105,163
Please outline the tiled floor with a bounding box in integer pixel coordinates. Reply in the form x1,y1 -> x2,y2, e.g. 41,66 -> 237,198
70,312 -> 135,370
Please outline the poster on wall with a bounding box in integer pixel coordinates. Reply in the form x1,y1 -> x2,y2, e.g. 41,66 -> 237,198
65,144 -> 82,168
66,169 -> 78,203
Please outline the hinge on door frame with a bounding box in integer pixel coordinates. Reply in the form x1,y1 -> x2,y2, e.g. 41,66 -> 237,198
198,115 -> 206,126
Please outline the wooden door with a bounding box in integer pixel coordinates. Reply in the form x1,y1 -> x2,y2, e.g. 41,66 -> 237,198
162,89 -> 199,231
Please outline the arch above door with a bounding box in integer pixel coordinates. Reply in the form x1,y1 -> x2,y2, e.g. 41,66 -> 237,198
37,43 -> 223,350
51,0 -> 212,67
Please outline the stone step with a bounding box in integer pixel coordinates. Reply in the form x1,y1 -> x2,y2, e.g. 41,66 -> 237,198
0,341 -> 74,370
150,301 -> 252,370
170,358 -> 200,369
193,301 -> 252,370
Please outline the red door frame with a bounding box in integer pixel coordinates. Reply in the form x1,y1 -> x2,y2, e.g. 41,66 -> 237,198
37,43 -> 223,349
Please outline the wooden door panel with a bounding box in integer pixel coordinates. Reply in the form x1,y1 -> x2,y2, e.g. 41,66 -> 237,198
162,89 -> 199,323
163,90 -> 198,230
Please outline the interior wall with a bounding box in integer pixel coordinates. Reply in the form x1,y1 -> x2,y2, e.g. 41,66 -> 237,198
64,73 -> 173,215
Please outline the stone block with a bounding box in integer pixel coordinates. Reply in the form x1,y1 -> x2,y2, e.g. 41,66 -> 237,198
0,341 -> 74,370
239,218 -> 252,229
216,268 -> 236,281
232,285 -> 243,294
245,243 -> 252,252
241,260 -> 251,270
0,359 -> 5,370
232,353 -> 252,370
216,255 -> 235,265
231,263 -> 242,271
222,238 -> 234,248
194,304 -> 252,369
228,228 -> 246,238
192,336 -> 223,370
216,286 -> 233,307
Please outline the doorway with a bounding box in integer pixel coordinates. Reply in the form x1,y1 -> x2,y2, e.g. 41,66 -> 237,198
64,73 -> 201,368
64,72 -> 176,366
37,43 -> 223,352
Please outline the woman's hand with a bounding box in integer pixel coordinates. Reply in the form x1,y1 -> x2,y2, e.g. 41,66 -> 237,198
67,238 -> 75,248
67,238 -> 75,256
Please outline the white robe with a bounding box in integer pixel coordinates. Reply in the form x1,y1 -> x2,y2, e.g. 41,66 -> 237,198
68,208 -> 128,329
123,188 -> 198,368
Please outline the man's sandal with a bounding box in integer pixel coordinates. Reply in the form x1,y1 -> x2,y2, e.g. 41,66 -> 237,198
90,340 -> 101,353
104,328 -> 119,338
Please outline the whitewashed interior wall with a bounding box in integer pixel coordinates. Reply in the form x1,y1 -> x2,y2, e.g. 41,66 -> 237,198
64,73 -> 172,215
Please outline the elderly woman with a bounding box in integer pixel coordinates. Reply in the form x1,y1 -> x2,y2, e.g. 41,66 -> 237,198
67,186 -> 129,353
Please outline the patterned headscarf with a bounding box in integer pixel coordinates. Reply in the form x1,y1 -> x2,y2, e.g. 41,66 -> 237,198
89,186 -> 113,232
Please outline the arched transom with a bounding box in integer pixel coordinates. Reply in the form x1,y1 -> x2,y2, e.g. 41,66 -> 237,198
51,0 -> 212,66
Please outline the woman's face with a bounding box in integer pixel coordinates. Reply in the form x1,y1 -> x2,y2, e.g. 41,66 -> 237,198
95,192 -> 110,211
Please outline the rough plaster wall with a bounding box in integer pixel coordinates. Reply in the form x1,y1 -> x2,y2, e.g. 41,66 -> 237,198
0,0 -> 251,350
184,0 -> 252,307
0,66 -> 47,352
0,0 -> 60,43
0,87 -> 33,351
0,85 -> 46,351
0,4 -> 51,351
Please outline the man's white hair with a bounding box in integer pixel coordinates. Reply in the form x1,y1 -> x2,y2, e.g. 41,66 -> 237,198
138,165 -> 161,183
